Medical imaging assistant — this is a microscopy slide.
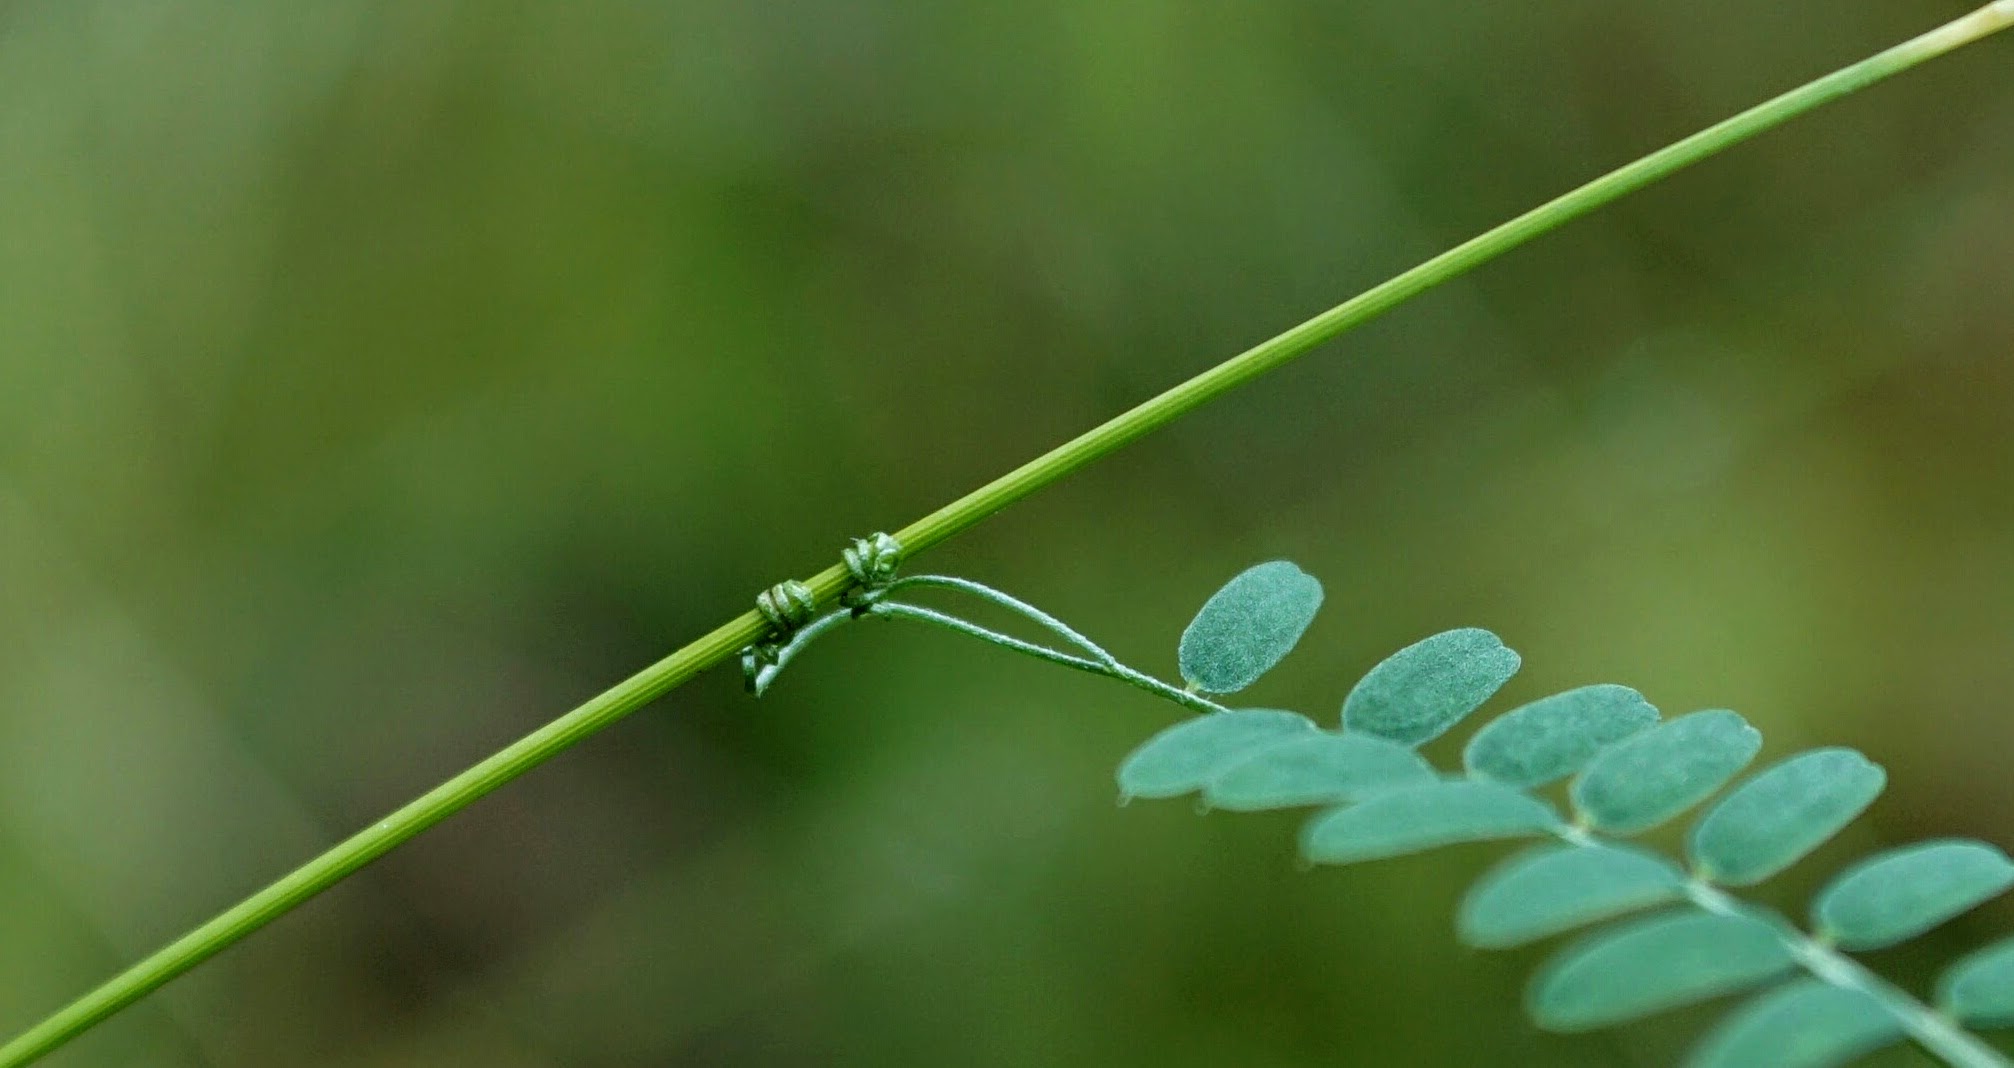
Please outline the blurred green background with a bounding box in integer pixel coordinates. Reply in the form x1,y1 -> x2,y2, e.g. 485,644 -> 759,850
2,0 -> 2011,1064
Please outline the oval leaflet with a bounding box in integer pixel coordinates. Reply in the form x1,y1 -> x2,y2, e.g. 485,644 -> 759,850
1116,709 -> 1317,800
1458,843 -> 1683,949
1528,909 -> 1796,1032
1463,684 -> 1659,788
1572,709 -> 1761,835
1341,628 -> 1520,746
1938,934 -> 2014,1028
1176,561 -> 1324,695
1686,980 -> 1904,1068
1687,748 -> 1885,886
1299,779 -> 1559,866
1203,732 -> 1434,811
1812,839 -> 2014,951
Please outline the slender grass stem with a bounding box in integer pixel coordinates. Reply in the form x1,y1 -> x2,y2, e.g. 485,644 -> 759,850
5,7 -> 2009,1064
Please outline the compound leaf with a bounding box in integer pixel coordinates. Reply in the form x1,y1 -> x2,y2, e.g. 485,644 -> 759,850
1528,910 -> 1796,1032
1341,628 -> 1521,746
1688,749 -> 1885,886
1300,779 -> 1559,865
1812,839 -> 2014,951
1117,709 -> 1316,801
1458,843 -> 1684,949
1572,710 -> 1762,835
1464,684 -> 1659,788
1177,561 -> 1323,695
1686,980 -> 1904,1068
1938,935 -> 2014,1029
1203,732 -> 1434,812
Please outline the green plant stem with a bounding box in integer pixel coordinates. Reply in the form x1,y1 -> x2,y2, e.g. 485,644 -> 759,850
5,6 -> 2010,1065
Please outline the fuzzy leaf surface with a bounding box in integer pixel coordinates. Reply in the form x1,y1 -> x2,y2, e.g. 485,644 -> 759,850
1203,733 -> 1434,812
1300,779 -> 1558,865
1117,710 -> 1316,800
1571,710 -> 1762,834
1686,980 -> 1904,1068
1528,909 -> 1795,1032
1176,561 -> 1323,694
1463,684 -> 1659,788
1688,748 -> 1885,886
1458,843 -> 1684,949
1341,628 -> 1520,745
1812,839 -> 2014,950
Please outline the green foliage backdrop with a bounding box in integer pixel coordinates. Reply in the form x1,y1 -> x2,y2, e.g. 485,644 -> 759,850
0,0 -> 2010,1064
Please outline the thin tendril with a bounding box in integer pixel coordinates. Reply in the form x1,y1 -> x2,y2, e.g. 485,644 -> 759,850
880,574 -> 1119,665
863,603 -> 1112,675
745,610 -> 855,696
744,534 -> 909,695
861,595 -> 1224,716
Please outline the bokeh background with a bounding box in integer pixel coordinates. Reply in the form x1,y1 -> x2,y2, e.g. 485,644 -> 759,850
2,0 -> 2011,1065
